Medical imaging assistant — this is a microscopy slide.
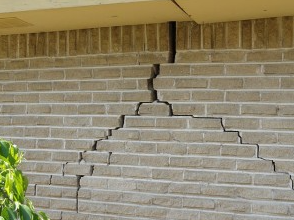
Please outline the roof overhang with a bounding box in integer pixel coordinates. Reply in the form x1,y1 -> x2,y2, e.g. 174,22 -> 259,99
0,0 -> 293,35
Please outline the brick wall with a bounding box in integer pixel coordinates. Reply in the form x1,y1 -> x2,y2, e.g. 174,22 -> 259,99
0,17 -> 294,219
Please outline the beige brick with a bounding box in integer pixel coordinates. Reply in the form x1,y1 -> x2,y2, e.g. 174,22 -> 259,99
122,167 -> 151,178
183,198 -> 214,209
282,17 -> 293,48
217,172 -> 252,184
24,150 -> 51,161
91,189 -> 122,202
93,165 -> 121,177
262,119 -> 294,130
108,53 -> 138,66
51,176 -> 78,187
152,169 -> 183,181
184,170 -> 216,182
226,64 -> 262,75
247,51 -> 282,62
241,104 -> 278,116
153,78 -> 175,89
37,185 -> 62,197
152,195 -> 182,208
2,82 -> 27,91
37,139 -> 64,149
64,163 -> 92,176
78,200 -> 106,214
93,92 -> 120,102
176,51 -> 210,63
214,22 -> 226,49
25,127 -> 49,138
63,116 -> 91,127
1,105 -> 26,114
108,179 -> 136,191
111,130 -> 139,140
200,212 -> 233,220
39,93 -> 64,103
189,118 -> 222,130
35,162 -> 63,174
155,117 -> 188,129
5,59 -> 29,69
187,144 -> 220,156
191,65 -> 224,76
136,206 -> 167,219
244,77 -> 280,89
107,103 -> 137,115
160,64 -> 190,76
97,141 -> 125,152
15,94 -> 39,103
54,57 -> 81,68
224,118 -> 259,130
158,91 -> 190,101
78,128 -> 106,139
216,200 -> 251,213
204,132 -> 239,143
172,131 -> 203,142
277,133 -> 294,145
39,70 -> 64,80
29,197 -> 50,209
139,103 -> 171,116
175,78 -> 208,89
80,81 -> 107,91
140,130 -> 171,141
264,63 -> 294,75
64,93 -> 92,103
137,181 -> 169,193
172,103 -> 205,115
14,71 -> 39,81
281,74 -> 294,88
80,176 -> 107,188
254,173 -> 291,187
237,159 -> 273,172
81,55 -> 108,66
202,23 -> 213,49
210,78 -> 243,89
124,117 -> 155,128
82,152 -> 109,164
211,51 -> 246,62
207,104 -> 240,116
221,144 -> 256,158
252,203 -> 289,215
202,158 -> 236,170
53,81 -> 79,91
170,156 -> 201,168
122,192 -> 152,205
242,131 -> 277,144
50,198 -> 76,211
37,116 -> 63,126
107,79 -> 137,90
139,155 -> 169,167
52,151 -> 80,162
27,104 -> 51,114
227,21 -> 240,48
111,154 -> 139,166
125,142 -> 157,154
260,146 -> 294,160
78,104 -> 105,114
28,82 -> 52,91
51,104 -> 78,114
262,91 -> 294,103
51,128 -> 77,139
64,140 -> 94,151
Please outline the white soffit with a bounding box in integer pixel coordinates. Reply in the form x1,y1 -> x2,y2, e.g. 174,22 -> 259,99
0,0 -> 190,35
176,0 -> 294,24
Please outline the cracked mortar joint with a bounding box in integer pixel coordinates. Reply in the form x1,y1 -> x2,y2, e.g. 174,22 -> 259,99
107,152 -> 112,165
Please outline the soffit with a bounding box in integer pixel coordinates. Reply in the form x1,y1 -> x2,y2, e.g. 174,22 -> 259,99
177,0 -> 294,23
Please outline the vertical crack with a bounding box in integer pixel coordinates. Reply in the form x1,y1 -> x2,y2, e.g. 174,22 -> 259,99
168,21 -> 177,63
76,175 -> 82,213
107,152 -> 112,165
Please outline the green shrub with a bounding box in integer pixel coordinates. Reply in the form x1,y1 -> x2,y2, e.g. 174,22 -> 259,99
0,139 -> 49,220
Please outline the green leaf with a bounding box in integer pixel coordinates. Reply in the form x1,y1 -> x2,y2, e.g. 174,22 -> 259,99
1,207 -> 17,220
39,211 -> 49,220
0,216 -> 5,220
19,204 -> 32,220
